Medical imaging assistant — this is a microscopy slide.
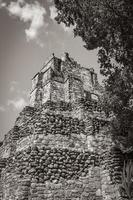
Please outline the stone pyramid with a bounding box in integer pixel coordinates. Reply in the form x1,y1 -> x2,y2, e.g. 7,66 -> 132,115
0,53 -> 124,200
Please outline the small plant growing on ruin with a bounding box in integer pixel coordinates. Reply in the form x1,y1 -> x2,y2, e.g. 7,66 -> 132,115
120,160 -> 133,200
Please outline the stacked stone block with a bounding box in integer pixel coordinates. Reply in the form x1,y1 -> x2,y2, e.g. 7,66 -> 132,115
0,53 -> 127,200
0,102 -> 104,200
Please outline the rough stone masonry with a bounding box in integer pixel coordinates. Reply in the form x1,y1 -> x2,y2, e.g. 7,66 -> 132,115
0,53 -> 127,200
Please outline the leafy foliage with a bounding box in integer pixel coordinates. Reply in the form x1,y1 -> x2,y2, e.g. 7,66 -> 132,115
54,0 -> 133,138
120,160 -> 133,199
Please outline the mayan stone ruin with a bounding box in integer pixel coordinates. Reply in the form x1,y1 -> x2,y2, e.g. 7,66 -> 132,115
0,53 -> 129,200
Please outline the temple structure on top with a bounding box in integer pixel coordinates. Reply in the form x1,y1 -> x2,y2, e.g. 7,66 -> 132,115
30,52 -> 102,107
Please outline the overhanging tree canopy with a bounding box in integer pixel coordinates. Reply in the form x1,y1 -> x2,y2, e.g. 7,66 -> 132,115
54,0 -> 133,138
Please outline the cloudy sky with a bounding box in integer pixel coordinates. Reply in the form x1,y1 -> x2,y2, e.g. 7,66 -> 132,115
0,0 -> 101,140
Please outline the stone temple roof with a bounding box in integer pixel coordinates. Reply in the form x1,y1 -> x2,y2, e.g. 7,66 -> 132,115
29,52 -> 103,108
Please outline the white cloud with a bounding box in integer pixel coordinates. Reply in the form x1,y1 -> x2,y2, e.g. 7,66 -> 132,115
9,81 -> 18,92
0,1 -> 6,8
36,38 -> 44,48
6,0 -> 46,42
49,5 -> 57,20
0,106 -> 6,112
7,97 -> 27,110
9,82 -> 29,101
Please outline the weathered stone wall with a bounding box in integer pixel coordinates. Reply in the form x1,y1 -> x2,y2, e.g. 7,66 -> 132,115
42,82 -> 51,104
30,72 -> 44,107
51,82 -> 65,102
64,78 -> 70,102
1,142 -> 101,200
30,53 -> 103,108
69,77 -> 84,103
0,103 -> 104,200
0,101 -> 126,200
0,53 -> 127,200
42,69 -> 51,86
95,127 -> 124,200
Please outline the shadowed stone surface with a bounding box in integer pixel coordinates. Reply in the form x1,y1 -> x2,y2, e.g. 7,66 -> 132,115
0,53 -> 127,200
